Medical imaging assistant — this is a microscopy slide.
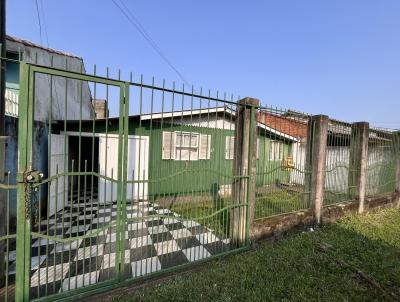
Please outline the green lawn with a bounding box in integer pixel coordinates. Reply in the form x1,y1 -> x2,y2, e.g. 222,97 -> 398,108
114,208 -> 400,302
168,196 -> 232,237
168,190 -> 307,237
254,190 -> 306,218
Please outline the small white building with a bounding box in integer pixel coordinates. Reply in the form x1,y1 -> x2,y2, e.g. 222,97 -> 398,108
4,35 -> 94,219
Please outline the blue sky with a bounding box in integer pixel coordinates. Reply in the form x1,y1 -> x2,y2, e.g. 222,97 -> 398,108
7,0 -> 400,128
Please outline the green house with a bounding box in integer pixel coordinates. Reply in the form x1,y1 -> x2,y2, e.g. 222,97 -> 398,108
55,106 -> 298,206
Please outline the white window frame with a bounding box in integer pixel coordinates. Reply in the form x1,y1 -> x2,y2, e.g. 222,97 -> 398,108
199,133 -> 212,160
225,136 -> 259,160
270,140 -> 284,161
225,136 -> 235,160
256,137 -> 260,159
175,131 -> 200,161
162,131 -> 211,161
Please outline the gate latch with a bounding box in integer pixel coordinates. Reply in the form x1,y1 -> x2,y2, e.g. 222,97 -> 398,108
25,170 -> 44,184
22,170 -> 44,220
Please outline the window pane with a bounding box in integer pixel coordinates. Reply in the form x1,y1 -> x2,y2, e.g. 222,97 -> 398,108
176,133 -> 183,146
183,134 -> 191,146
225,136 -> 234,160
190,135 -> 197,146
175,147 -> 198,160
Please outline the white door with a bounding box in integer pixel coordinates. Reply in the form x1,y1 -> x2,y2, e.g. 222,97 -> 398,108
49,134 -> 68,216
98,135 -> 149,203
126,136 -> 149,201
98,135 -> 119,203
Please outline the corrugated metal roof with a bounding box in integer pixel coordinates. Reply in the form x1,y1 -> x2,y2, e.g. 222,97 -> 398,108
6,35 -> 82,59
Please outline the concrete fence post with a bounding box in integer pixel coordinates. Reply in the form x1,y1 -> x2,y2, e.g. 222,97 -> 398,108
394,131 -> 400,208
305,115 -> 329,225
348,122 -> 369,213
231,97 -> 259,246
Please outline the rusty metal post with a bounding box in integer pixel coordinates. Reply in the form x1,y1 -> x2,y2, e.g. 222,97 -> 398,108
305,115 -> 328,224
231,97 -> 259,246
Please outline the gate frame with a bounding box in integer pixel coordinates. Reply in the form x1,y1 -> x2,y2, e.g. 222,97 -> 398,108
15,62 -> 128,301
14,61 -> 252,301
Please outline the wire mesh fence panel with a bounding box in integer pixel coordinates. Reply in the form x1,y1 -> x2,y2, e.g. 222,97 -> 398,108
366,128 -> 397,197
324,119 -> 352,205
254,106 -> 311,219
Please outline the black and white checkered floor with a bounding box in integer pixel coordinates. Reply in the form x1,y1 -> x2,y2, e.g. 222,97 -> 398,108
6,195 -> 230,297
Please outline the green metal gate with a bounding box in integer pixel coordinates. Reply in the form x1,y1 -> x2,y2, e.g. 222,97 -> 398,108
15,62 -> 128,301
7,61 -> 251,301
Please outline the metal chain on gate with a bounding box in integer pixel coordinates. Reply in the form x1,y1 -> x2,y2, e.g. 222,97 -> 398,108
23,173 -> 31,219
23,171 -> 43,223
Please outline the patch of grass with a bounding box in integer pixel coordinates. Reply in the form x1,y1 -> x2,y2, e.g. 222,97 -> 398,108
114,208 -> 400,302
255,190 -> 306,218
324,190 -> 350,205
170,197 -> 232,237
169,189 -> 308,235
168,190 -> 310,233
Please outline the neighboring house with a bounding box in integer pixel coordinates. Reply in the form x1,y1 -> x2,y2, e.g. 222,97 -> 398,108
4,35 -> 93,219
258,110 -> 309,185
277,110 -> 396,198
55,106 -> 298,212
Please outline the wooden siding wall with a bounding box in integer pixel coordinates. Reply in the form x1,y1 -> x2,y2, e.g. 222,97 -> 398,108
73,119 -> 292,199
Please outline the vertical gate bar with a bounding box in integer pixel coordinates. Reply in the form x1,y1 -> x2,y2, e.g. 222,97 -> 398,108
23,66 -> 36,301
44,56 -> 54,298
115,82 -> 126,281
15,61 -> 30,302
92,66 -> 98,284
4,172 -> 10,302
177,83 -> 184,258
68,160 -> 74,291
121,81 -> 130,280
104,68 -> 110,280
60,58 -> 68,292
137,76 -> 145,272
53,164 -> 59,293
75,62 -> 84,290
